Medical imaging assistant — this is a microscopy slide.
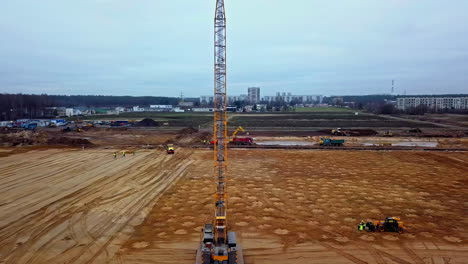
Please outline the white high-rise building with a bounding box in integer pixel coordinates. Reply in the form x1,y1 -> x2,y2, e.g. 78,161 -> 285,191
248,87 -> 260,103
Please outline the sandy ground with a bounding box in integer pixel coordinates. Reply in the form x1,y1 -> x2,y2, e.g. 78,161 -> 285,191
0,148 -> 194,263
1,148 -> 467,263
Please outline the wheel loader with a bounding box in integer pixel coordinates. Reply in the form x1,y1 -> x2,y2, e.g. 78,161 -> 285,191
360,217 -> 404,233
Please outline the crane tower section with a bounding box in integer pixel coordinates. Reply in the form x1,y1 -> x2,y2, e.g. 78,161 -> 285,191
196,1 -> 243,263
213,0 -> 228,245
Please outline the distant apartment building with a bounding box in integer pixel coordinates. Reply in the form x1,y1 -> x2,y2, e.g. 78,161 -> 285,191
199,96 -> 214,104
248,87 -> 261,103
228,94 -> 248,103
200,87 -> 322,105
263,93 -> 323,104
178,102 -> 194,107
200,95 -> 248,104
397,97 -> 468,110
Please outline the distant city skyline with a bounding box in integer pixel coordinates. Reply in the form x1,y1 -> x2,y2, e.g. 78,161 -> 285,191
1,0 -> 468,97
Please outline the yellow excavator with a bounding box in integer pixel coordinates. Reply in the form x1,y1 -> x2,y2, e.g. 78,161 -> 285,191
230,126 -> 246,141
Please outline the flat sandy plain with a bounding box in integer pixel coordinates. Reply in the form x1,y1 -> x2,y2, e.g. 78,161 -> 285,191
0,148 -> 467,263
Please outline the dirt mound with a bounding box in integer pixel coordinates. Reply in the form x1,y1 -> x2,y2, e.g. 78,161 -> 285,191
136,118 -> 159,127
347,129 -> 378,136
319,129 -> 377,136
177,127 -> 198,136
0,131 -> 48,146
47,137 -> 94,146
174,127 -> 211,145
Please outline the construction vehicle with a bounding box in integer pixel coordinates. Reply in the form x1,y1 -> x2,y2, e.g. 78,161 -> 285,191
21,123 -> 37,131
229,126 -> 246,141
331,128 -> 349,136
210,126 -> 254,145
231,137 -> 253,145
196,1 -> 243,263
166,144 -> 175,154
230,126 -> 253,145
360,217 -> 404,233
320,137 -> 345,146
383,130 -> 393,137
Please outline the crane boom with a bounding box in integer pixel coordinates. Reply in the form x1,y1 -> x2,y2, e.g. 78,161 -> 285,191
196,1 -> 243,263
213,0 -> 228,245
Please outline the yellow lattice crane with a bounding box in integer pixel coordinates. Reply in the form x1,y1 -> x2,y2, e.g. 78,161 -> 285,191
196,0 -> 243,263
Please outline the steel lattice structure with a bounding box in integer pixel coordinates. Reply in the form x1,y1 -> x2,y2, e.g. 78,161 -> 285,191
196,2 -> 243,263
213,0 -> 228,245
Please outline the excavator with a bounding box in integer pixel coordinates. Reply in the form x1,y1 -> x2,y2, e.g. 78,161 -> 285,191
210,126 -> 254,145
230,126 -> 253,145
229,126 -> 245,141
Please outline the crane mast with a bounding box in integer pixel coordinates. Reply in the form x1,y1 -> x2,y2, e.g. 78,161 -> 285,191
213,0 -> 228,245
196,1 -> 243,263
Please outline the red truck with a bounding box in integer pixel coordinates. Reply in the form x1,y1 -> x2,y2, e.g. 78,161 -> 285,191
231,137 -> 253,145
210,137 -> 254,145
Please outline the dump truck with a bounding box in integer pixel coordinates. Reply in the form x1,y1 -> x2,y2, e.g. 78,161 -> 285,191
320,137 -> 345,146
231,137 -> 253,145
230,126 -> 254,145
166,144 -> 175,154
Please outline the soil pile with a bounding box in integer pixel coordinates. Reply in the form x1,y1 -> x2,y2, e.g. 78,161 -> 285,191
347,129 -> 378,136
177,127 -> 198,135
0,131 -> 48,146
319,129 -> 378,136
47,137 -> 94,146
136,118 -> 159,127
174,127 -> 211,144
0,130 -> 94,147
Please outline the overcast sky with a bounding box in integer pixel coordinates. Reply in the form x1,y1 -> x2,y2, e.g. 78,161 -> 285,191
1,0 -> 467,97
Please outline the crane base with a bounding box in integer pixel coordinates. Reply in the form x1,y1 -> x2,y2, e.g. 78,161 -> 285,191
195,244 -> 244,264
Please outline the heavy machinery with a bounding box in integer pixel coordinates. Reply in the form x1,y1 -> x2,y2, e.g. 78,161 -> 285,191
230,126 -> 253,145
231,137 -> 253,145
196,1 -> 243,263
229,126 -> 246,141
166,144 -> 175,154
210,126 -> 254,145
360,217 -> 405,233
320,137 -> 345,146
382,130 -> 394,137
331,128 -> 349,136
21,123 -> 37,131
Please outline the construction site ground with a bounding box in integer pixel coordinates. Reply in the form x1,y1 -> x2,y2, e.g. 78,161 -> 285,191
1,145 -> 467,264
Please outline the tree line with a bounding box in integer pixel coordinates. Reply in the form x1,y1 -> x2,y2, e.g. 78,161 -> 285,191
0,94 -> 187,121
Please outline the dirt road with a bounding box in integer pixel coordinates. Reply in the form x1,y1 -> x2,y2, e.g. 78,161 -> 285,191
0,148 -> 195,263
